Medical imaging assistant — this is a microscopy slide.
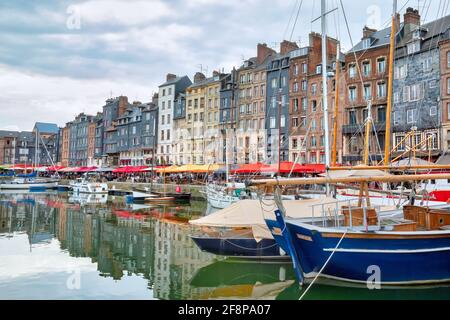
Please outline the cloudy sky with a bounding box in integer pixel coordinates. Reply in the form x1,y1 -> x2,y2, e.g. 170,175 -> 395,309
0,0 -> 447,131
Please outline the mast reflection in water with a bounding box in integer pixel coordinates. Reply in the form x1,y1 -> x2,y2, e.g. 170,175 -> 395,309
0,192 -> 449,300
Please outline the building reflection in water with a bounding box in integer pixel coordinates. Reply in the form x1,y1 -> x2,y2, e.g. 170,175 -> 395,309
0,193 -> 217,299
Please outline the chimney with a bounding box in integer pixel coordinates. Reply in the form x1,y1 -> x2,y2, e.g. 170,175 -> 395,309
404,7 -> 421,34
394,13 -> 401,34
118,96 -> 129,117
152,93 -> 159,105
363,26 -> 377,39
280,40 -> 299,55
193,72 -> 206,83
257,43 -> 276,64
166,73 -> 177,82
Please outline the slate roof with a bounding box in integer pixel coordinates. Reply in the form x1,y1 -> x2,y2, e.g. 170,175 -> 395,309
348,26 -> 394,53
34,122 -> 59,134
159,75 -> 190,88
0,130 -> 19,138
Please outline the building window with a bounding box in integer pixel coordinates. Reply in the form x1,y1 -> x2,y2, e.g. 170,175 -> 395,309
301,80 -> 307,91
302,63 -> 307,74
292,138 -> 298,149
311,84 -> 317,95
377,58 -> 386,73
410,83 -> 424,101
377,82 -> 386,98
349,86 -> 357,101
395,65 -> 408,79
301,98 -> 307,110
301,117 -> 306,127
363,84 -> 372,100
430,106 -> 437,116
312,100 -> 317,112
423,57 -> 432,72
270,117 -> 276,129
377,107 -> 386,123
362,61 -> 371,77
294,64 -> 299,75
271,96 -> 277,108
311,119 -> 317,129
349,64 -> 356,78
293,82 -> 299,92
448,78 -> 450,94
281,76 -> 287,87
426,133 -> 438,150
292,117 -> 299,127
293,99 -> 299,112
311,136 -> 317,147
447,103 -> 450,120
362,38 -> 371,49
407,41 -> 421,55
407,109 -> 417,124
281,115 -> 286,127
395,135 -> 405,151
271,78 -> 278,88
316,65 -> 322,74
349,110 -> 356,125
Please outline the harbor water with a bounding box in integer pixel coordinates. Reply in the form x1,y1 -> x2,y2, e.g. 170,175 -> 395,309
0,191 -> 449,300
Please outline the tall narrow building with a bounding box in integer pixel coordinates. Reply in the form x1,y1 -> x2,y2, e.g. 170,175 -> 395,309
157,74 -> 192,165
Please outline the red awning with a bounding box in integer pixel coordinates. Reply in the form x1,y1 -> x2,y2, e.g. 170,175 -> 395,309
76,166 -> 98,173
233,163 -> 270,174
47,166 -> 66,171
113,166 -> 149,173
260,162 -> 304,174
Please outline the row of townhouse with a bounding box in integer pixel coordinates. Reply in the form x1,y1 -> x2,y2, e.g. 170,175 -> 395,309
59,95 -> 159,167
0,123 -> 60,166
32,7 -> 450,168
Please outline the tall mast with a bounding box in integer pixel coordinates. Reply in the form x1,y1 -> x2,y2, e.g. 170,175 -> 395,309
331,42 -> 340,166
34,128 -> 39,172
384,0 -> 397,166
321,0 -> 331,196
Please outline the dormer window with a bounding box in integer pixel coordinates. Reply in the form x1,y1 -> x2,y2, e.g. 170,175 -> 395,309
413,29 -> 421,40
407,41 -> 421,55
362,38 -> 372,49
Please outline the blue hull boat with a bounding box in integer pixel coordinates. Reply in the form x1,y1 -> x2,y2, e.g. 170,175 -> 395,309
191,236 -> 289,260
266,206 -> 450,285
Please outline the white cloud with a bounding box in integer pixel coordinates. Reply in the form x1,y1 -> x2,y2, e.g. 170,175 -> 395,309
77,0 -> 174,26
0,64 -> 153,131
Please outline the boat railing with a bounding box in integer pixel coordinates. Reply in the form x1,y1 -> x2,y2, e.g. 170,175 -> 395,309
309,199 -> 385,230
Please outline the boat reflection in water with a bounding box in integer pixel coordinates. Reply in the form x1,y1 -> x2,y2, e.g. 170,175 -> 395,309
0,192 -> 449,300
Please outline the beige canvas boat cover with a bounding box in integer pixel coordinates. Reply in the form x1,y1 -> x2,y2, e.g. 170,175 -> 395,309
320,166 -> 391,179
189,198 -> 347,241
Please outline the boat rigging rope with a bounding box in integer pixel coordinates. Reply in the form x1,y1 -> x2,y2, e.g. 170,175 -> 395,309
299,229 -> 348,300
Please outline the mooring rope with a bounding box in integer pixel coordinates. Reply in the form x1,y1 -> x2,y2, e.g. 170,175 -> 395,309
299,229 -> 348,300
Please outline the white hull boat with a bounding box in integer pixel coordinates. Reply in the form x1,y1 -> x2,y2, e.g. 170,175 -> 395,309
70,179 -> 108,194
0,178 -> 58,190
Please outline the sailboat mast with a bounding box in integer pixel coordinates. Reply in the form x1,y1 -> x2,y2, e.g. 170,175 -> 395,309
321,0 -> 331,196
34,128 -> 39,172
384,0 -> 397,166
331,43 -> 340,166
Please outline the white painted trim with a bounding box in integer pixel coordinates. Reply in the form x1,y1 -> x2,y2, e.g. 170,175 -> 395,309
303,271 -> 450,285
322,247 -> 450,254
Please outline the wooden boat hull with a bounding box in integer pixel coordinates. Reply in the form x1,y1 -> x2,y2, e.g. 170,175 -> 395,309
266,219 -> 450,285
153,191 -> 191,202
145,197 -> 175,203
191,236 -> 289,260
